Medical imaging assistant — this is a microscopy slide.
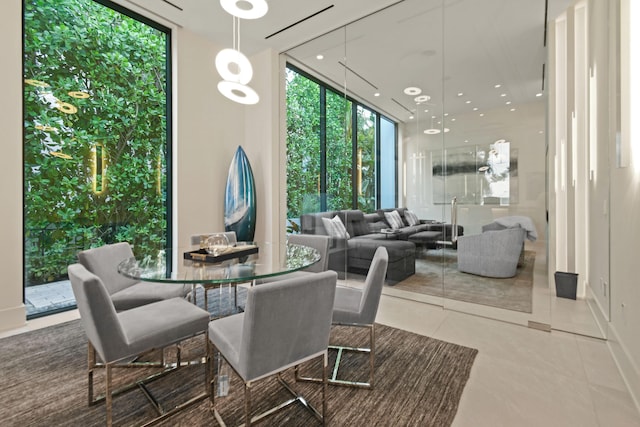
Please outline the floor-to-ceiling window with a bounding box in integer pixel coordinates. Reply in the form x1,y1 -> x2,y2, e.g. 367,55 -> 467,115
285,65 -> 396,221
23,0 -> 171,318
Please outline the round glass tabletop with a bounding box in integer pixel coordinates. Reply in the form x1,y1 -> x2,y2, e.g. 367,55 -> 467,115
117,242 -> 320,284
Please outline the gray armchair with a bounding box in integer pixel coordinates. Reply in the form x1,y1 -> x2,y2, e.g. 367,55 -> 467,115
77,242 -> 190,311
68,263 -> 210,426
208,270 -> 338,425
457,226 -> 527,278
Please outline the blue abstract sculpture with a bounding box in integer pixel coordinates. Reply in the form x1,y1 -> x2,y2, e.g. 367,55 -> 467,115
224,146 -> 256,242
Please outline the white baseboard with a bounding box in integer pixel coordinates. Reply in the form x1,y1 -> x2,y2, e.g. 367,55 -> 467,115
0,304 -> 26,333
607,323 -> 640,415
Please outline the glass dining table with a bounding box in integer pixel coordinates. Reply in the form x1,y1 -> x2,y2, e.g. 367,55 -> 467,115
117,241 -> 320,317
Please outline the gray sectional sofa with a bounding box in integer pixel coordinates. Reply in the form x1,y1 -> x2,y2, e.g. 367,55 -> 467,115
299,208 -> 463,284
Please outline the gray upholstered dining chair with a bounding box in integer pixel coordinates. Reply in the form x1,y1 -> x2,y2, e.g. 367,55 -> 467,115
208,270 -> 338,426
68,263 -> 210,427
287,233 -> 330,273
298,246 -> 388,389
77,242 -> 190,311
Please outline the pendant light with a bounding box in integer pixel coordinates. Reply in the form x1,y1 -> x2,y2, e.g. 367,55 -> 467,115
215,0 -> 268,105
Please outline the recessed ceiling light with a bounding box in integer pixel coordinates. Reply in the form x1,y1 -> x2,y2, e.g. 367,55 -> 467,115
457,92 -> 464,97
424,109 -> 429,113
506,101 -> 511,105
432,115 -> 437,119
444,113 -> 449,116
494,84 -> 501,88
451,118 -> 456,122
500,93 -> 507,97
473,107 -> 478,111
316,54 -> 324,60
414,95 -> 430,103
444,128 -> 450,133
465,100 -> 471,104
409,115 -> 414,120
479,113 -> 485,117
424,129 -> 441,134
404,87 -> 422,95
374,92 -> 380,97
510,108 -> 516,111
536,92 -> 543,97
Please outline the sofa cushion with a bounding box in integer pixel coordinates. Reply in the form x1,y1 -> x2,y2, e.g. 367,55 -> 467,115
322,216 -> 350,239
333,210 -> 366,237
368,221 -> 388,233
405,210 -> 419,226
384,211 -> 404,229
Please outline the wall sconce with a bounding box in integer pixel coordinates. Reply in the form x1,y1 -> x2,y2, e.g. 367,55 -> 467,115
215,0 -> 268,105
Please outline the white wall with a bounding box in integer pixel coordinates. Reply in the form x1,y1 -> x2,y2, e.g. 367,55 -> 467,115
550,0 -> 640,408
609,0 -> 640,409
0,0 -> 25,331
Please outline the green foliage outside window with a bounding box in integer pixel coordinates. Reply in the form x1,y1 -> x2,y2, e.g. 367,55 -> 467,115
286,67 -> 384,220
23,0 -> 169,285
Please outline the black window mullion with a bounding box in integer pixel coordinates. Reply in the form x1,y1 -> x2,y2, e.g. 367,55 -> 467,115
375,114 -> 381,210
351,103 -> 358,209
320,87 -> 327,212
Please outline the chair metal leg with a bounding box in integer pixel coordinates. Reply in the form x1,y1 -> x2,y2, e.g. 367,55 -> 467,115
88,342 -> 96,406
89,335 -> 209,426
296,323 -> 376,389
212,353 -> 327,426
244,383 -> 252,426
322,352 -> 328,426
105,362 -> 113,427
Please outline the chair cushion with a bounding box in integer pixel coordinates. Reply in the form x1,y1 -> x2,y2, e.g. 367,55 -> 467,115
110,281 -> 191,312
118,297 -> 210,358
404,210 -> 420,226
384,211 -> 404,229
332,285 -> 364,324
322,216 -> 350,239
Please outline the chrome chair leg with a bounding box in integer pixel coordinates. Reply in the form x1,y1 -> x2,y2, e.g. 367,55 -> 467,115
296,323 -> 376,389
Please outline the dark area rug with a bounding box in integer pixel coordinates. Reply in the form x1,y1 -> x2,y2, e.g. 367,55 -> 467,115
0,319 -> 478,426
393,249 -> 535,313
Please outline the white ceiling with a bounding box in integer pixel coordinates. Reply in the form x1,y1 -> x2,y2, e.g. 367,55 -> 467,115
121,0 -> 572,122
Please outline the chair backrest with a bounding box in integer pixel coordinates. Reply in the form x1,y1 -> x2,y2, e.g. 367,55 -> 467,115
358,246 -> 389,324
287,234 -> 330,272
77,242 -> 138,295
238,270 -> 337,381
190,231 -> 238,246
68,263 -> 127,363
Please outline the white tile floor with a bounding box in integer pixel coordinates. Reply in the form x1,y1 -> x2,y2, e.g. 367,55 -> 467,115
3,295 -> 639,426
376,296 -> 640,427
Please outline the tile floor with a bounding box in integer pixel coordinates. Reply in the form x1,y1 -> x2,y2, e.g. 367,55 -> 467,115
2,294 -> 639,426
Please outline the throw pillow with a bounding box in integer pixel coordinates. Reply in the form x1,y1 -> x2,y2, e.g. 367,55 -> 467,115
331,215 -> 350,239
322,216 -> 350,239
405,210 -> 419,226
384,210 -> 404,230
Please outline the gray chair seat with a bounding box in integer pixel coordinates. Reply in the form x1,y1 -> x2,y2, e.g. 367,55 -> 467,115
110,281 -> 190,312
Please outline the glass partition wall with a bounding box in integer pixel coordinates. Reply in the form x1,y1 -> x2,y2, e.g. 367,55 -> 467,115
285,0 -> 605,338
